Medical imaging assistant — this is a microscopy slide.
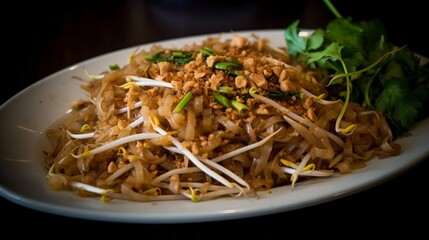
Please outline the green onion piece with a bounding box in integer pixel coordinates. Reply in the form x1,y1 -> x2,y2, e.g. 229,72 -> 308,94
239,92 -> 252,99
172,50 -> 193,59
231,100 -> 248,112
199,47 -> 216,56
144,51 -> 163,61
212,92 -> 231,108
214,61 -> 242,71
218,86 -> 234,94
267,90 -> 304,100
267,91 -> 285,99
296,92 -> 304,99
214,61 -> 242,76
172,51 -> 185,57
144,55 -> 155,61
199,49 -> 212,56
144,50 -> 194,64
173,58 -> 194,64
173,92 -> 194,113
109,64 -> 120,71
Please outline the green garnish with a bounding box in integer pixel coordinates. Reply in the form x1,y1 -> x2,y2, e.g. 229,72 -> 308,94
173,92 -> 194,113
109,64 -> 120,71
230,99 -> 248,112
218,86 -> 234,94
199,46 -> 217,56
145,50 -> 194,64
267,90 -> 304,100
284,0 -> 429,137
214,61 -> 242,76
212,92 -> 231,108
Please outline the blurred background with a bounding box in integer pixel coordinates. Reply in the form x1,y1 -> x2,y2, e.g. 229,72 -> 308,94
3,0 -> 428,105
2,0 -> 428,237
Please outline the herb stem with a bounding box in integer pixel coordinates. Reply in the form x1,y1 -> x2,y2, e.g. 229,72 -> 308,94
323,0 -> 343,19
335,60 -> 356,135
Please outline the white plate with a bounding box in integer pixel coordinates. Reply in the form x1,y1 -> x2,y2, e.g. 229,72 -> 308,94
1,29 -> 429,224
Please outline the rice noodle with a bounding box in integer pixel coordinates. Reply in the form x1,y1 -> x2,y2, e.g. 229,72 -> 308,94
44,33 -> 401,202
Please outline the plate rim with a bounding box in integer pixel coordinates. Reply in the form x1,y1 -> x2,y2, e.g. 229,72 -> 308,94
1,29 -> 429,224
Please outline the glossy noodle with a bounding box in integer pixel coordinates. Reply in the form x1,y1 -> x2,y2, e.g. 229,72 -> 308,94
44,33 -> 400,202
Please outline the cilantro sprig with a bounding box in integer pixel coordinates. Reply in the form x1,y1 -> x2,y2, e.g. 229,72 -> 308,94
285,0 -> 429,137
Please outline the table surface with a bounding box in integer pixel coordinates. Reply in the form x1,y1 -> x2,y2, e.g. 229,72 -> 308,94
2,0 -> 428,236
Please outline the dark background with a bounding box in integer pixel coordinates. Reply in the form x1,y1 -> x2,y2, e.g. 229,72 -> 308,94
3,0 -> 429,104
1,0 -> 428,237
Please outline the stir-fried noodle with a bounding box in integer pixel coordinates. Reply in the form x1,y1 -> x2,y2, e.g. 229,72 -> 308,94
44,33 -> 400,202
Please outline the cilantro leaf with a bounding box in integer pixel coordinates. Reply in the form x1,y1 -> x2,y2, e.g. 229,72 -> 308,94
283,0 -> 429,137
305,42 -> 344,73
284,20 -> 307,56
325,18 -> 365,72
307,28 -> 325,50
357,19 -> 391,63
375,77 -> 421,135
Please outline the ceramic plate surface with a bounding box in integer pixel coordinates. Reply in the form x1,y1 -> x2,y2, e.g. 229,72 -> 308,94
1,30 -> 428,223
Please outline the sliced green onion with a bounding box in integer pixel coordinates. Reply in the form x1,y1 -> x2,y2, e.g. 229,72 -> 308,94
218,86 -> 234,94
173,92 -> 193,113
172,51 -> 186,57
212,92 -> 231,108
145,50 -> 195,64
109,64 -> 120,71
214,61 -> 242,76
267,90 -> 304,100
199,47 -> 216,56
172,50 -> 194,63
144,50 -> 164,61
214,61 -> 241,71
230,99 -> 248,112
267,91 -> 284,99
173,58 -> 194,64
